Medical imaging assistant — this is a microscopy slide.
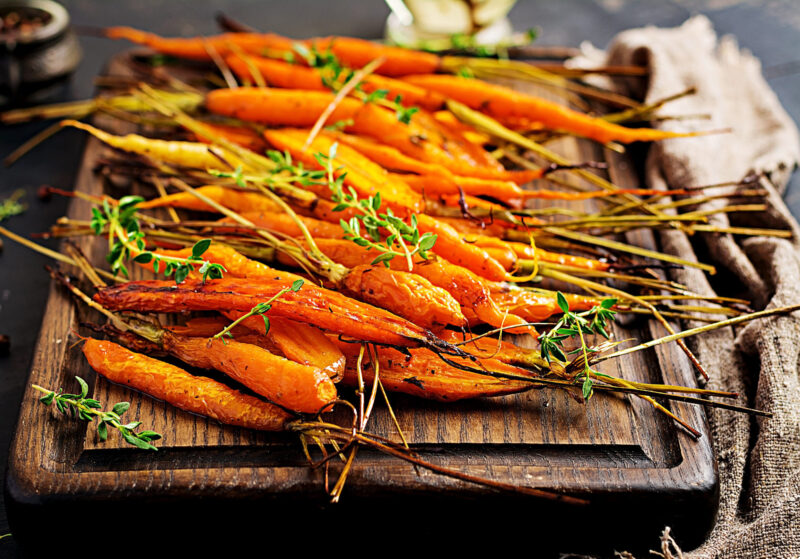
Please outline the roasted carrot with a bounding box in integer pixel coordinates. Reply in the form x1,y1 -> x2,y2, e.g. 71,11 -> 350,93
228,315 -> 346,380
225,53 -> 446,110
93,277 -> 454,350
151,244 -> 465,332
312,239 -> 533,335
218,210 -> 345,239
83,338 -> 291,430
333,342 -> 532,402
61,120 -> 250,171
263,128 -> 424,213
105,26 -> 295,60
226,54 -> 325,90
193,122 -> 268,152
106,27 -> 440,76
331,131 -> 545,186
403,75 -> 704,145
205,88 -> 500,178
160,331 -> 336,414
307,36 -> 440,76
492,289 -> 600,323
138,185 -> 283,213
167,315 -> 345,380
342,264 -> 466,328
416,214 -> 508,281
412,109 -> 504,171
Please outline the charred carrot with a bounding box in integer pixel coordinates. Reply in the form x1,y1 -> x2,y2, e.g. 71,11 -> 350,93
93,277 -> 455,350
403,75 -> 704,145
83,338 -> 291,430
152,244 -> 465,332
334,343 -> 532,402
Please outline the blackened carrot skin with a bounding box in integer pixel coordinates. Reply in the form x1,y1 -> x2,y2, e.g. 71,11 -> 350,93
93,278 -> 444,349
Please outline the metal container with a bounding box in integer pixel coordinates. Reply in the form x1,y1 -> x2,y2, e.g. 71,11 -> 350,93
0,0 -> 81,104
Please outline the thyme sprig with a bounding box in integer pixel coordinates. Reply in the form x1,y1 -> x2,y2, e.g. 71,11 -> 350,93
212,278 -> 304,342
0,189 -> 26,222
32,376 -> 162,450
89,195 -> 225,283
317,143 -> 436,270
539,293 -> 618,400
292,43 -> 419,124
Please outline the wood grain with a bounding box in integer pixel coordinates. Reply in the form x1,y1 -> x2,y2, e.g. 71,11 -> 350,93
6,52 -> 718,551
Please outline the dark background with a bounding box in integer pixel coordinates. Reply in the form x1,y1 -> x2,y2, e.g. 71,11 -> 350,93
1,0 -> 799,555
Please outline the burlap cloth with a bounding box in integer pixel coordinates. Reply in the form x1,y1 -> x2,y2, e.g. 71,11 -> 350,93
571,15 -> 800,558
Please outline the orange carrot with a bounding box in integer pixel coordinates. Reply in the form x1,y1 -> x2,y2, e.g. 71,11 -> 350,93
193,122 -> 267,152
263,128 -> 424,213
333,342 -> 532,402
205,89 -> 501,178
342,264 -> 466,328
226,54 -> 325,89
403,74 -> 704,145
138,185 -> 282,213
253,317 -> 345,380
167,315 -> 345,380
83,338 -> 291,430
106,27 -> 441,76
416,214 -> 508,281
492,289 -> 600,323
93,277 -> 451,350
218,210 -> 345,239
160,331 -> 336,414
105,26 -> 294,60
225,53 -> 445,110
312,239 -> 534,335
307,36 -> 440,76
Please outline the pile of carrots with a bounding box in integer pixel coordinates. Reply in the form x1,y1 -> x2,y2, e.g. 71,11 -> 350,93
2,22 -> 770,479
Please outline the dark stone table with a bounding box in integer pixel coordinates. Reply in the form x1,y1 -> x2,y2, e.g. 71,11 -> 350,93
1,1 -> 798,555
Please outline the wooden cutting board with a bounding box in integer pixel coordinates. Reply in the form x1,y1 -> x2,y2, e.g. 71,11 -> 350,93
5,52 -> 717,553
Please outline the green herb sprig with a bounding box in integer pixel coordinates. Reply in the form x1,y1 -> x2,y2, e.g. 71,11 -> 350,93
292,43 -> 419,124
32,376 -> 162,450
89,195 -> 225,283
539,293 -> 618,400
0,189 -> 26,222
317,144 -> 436,270
212,278 -> 304,342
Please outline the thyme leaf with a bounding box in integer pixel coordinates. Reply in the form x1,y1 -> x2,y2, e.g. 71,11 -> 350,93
32,377 -> 161,450
89,195 -> 225,283
539,294 -> 618,401
318,143 -> 436,270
